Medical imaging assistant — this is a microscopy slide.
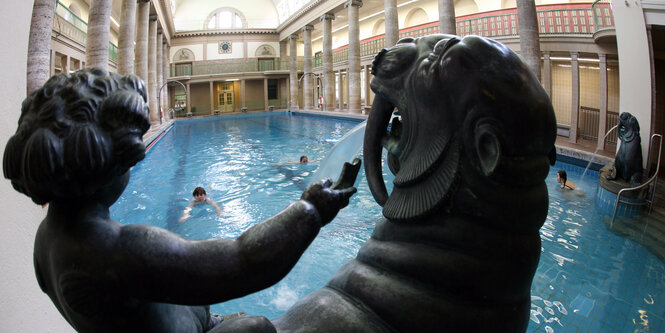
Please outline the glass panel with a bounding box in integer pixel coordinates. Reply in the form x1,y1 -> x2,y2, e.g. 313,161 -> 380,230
219,11 -> 232,28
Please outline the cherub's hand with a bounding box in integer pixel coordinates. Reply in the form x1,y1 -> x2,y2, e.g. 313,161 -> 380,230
301,179 -> 356,226
301,159 -> 360,226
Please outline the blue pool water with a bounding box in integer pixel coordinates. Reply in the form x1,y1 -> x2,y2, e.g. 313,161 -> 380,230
111,112 -> 664,332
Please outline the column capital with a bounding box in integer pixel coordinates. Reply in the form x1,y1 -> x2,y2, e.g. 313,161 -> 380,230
149,14 -> 158,21
302,25 -> 314,32
288,34 -> 299,41
157,27 -> 163,35
345,0 -> 363,8
570,52 -> 579,59
542,51 -> 551,58
598,53 -> 607,61
320,13 -> 335,21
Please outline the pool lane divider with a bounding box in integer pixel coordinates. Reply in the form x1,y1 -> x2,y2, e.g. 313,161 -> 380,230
144,123 -> 174,153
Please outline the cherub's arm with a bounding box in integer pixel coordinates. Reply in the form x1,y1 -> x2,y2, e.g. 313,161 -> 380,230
111,179 -> 356,305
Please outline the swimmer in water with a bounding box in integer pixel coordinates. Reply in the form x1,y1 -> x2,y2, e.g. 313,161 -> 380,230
179,186 -> 223,222
557,170 -> 576,190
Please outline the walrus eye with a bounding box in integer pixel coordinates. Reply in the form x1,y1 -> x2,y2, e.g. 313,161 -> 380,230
432,37 -> 461,57
372,43 -> 418,78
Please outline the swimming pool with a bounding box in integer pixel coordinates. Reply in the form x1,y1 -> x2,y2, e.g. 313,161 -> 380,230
110,112 -> 664,332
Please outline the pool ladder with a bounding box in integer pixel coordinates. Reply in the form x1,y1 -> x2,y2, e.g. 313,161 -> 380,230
611,133 -> 663,227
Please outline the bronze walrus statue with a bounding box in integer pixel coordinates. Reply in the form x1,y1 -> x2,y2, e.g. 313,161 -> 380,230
606,112 -> 643,187
268,34 -> 557,332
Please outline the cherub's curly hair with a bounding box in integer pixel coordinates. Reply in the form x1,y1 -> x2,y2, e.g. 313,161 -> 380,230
3,68 -> 151,205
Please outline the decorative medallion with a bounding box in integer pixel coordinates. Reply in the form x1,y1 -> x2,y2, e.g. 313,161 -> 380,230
219,41 -> 232,54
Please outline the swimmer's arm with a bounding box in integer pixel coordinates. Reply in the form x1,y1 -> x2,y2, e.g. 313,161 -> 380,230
210,200 -> 223,216
178,200 -> 195,222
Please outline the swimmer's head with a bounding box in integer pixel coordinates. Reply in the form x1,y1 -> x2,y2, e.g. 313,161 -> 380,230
192,187 -> 207,201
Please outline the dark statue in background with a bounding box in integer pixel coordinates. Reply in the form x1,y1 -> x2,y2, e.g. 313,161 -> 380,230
4,33 -> 557,333
606,112 -> 643,187
3,68 -> 358,333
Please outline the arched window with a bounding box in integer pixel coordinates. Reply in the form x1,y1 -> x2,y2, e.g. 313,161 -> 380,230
372,19 -> 385,36
204,8 -> 247,29
404,8 -> 429,28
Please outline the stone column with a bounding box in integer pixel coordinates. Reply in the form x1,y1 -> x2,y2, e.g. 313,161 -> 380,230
50,49 -> 56,77
186,82 -> 191,115
363,65 -> 371,112
135,0 -> 150,89
321,13 -> 335,111
241,79 -> 246,108
337,71 -> 344,110
542,51 -> 551,96
438,0 -> 456,34
148,16 -> 158,123
157,29 -> 163,121
264,78 -> 269,110
209,81 -> 215,115
384,0 -> 399,47
569,52 -> 579,144
289,34 -> 299,110
117,0 -> 137,75
27,0 -> 56,94
86,0 -> 112,70
279,40 -> 287,70
63,55 -> 70,74
163,41 -> 169,116
347,0 -> 362,113
303,25 -> 314,109
517,0 -> 541,80
598,53 -> 608,150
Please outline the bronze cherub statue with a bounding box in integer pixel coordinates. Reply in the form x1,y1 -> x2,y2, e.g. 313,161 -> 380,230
3,68 -> 359,332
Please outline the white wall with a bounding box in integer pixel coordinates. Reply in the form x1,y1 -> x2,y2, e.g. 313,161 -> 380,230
612,0 -> 652,166
0,2 -> 74,332
174,0 -> 279,30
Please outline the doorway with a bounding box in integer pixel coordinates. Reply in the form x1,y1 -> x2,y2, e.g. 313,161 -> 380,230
218,90 -> 234,112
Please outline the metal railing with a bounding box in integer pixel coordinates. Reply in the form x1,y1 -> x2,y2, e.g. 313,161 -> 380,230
611,134 -> 663,226
171,59 -> 301,77
578,108 -> 619,145
53,0 -> 119,64
312,3 -> 609,69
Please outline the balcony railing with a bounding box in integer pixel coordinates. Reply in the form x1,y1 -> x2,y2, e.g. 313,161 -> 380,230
53,0 -> 118,64
314,3 -> 612,68
171,59 -> 302,77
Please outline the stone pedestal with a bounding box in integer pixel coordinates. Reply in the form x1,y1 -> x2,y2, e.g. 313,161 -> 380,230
597,165 -> 646,218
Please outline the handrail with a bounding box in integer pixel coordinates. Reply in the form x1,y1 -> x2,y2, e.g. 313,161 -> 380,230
611,134 -> 663,226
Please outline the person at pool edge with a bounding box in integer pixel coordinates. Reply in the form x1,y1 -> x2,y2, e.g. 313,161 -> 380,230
557,170 -> 577,190
179,186 -> 223,222
2,68 -> 360,332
